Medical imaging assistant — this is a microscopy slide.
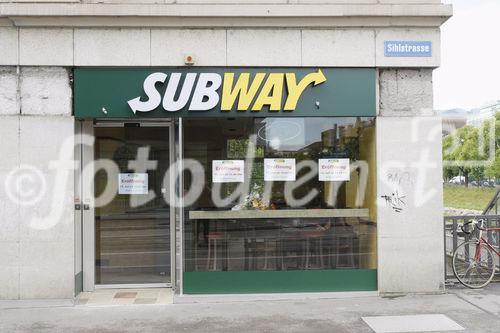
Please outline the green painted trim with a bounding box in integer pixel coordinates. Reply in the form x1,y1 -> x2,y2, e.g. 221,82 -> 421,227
183,269 -> 377,294
75,271 -> 83,296
74,68 -> 376,119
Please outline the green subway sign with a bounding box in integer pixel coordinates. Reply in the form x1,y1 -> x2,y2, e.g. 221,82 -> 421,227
74,68 -> 376,118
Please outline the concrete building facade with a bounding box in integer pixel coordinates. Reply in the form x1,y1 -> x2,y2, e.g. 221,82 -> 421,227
0,1 -> 452,300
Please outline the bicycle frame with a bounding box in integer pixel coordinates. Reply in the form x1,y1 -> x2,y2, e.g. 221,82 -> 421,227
475,226 -> 500,260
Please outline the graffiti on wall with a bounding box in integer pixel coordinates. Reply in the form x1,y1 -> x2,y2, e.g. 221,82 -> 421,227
381,170 -> 414,213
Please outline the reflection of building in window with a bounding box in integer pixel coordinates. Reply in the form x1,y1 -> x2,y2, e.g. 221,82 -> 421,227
438,101 -> 500,136
467,100 -> 500,127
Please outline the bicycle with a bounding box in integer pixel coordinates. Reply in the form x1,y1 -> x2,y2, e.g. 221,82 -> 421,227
452,219 -> 500,289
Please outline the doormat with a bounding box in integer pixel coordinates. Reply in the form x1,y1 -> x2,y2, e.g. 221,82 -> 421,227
76,288 -> 173,306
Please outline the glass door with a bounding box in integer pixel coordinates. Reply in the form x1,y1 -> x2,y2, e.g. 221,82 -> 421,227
91,122 -> 172,286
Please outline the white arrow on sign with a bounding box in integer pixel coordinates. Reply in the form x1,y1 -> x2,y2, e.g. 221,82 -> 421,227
127,72 -> 167,114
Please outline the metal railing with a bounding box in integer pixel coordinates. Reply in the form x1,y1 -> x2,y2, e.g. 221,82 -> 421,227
444,215 -> 500,281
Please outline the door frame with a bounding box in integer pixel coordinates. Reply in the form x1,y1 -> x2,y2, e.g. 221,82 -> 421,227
80,119 -> 176,291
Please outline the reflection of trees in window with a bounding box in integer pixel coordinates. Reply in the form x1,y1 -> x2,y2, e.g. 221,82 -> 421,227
227,139 -> 264,158
201,118 -> 377,209
227,137 -> 265,188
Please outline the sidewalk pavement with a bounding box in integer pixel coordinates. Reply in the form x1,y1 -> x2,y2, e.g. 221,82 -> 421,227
1,283 -> 499,333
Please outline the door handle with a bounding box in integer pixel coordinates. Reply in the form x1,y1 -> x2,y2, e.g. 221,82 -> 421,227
83,204 -> 90,210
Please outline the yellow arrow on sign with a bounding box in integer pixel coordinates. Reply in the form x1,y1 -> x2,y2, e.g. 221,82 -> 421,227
284,69 -> 327,111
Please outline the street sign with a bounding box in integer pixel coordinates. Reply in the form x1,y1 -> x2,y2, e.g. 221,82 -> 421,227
384,41 -> 432,57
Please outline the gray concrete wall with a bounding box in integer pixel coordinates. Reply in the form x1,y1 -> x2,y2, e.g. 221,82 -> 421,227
377,68 -> 444,294
0,66 -> 75,299
0,27 -> 441,68
379,69 -> 434,117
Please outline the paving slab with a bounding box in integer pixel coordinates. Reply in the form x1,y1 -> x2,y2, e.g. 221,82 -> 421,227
362,314 -> 464,333
448,283 -> 500,316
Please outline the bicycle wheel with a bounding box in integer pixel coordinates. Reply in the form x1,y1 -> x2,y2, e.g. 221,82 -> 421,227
452,240 -> 496,289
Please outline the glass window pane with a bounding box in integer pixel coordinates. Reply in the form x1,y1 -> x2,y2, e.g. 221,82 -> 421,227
94,126 -> 171,284
183,118 -> 377,273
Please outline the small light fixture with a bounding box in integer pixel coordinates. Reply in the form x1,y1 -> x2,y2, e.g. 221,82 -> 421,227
184,54 -> 195,66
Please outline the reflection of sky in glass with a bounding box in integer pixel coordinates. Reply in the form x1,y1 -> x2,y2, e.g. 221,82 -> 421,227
260,117 -> 362,151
